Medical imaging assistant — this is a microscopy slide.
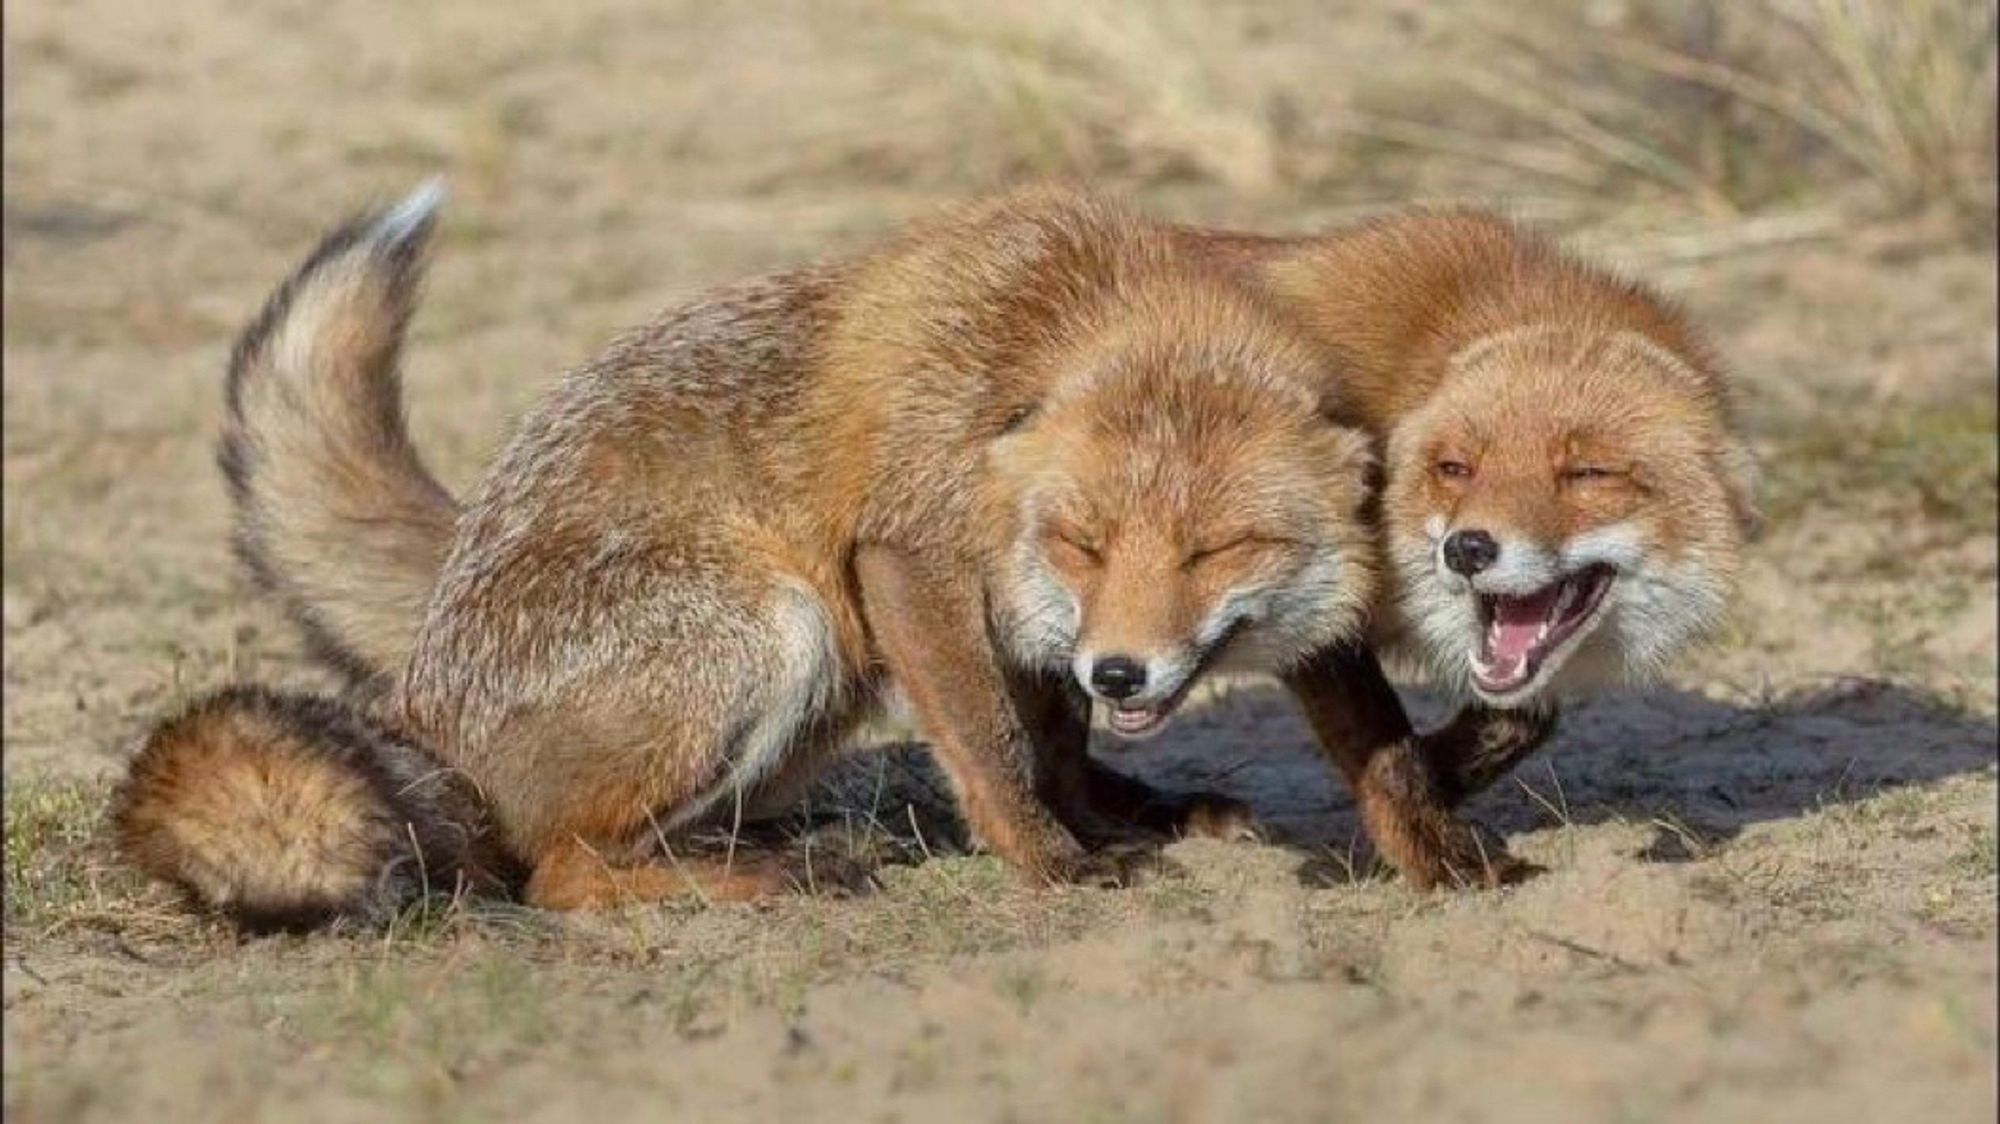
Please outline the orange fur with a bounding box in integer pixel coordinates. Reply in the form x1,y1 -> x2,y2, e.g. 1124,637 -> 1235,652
111,686 -> 514,931
1180,208 -> 1757,806
120,184 -> 1403,924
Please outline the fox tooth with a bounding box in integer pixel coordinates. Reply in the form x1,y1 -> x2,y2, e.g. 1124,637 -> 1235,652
1555,578 -> 1580,615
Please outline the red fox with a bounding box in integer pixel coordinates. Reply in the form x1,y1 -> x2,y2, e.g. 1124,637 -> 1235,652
117,184 -> 1523,928
1179,209 -> 1759,796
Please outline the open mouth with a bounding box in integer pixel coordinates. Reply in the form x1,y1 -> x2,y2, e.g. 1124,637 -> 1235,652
1099,622 -> 1246,741
1470,563 -> 1616,696
1106,704 -> 1174,738
1104,669 -> 1201,741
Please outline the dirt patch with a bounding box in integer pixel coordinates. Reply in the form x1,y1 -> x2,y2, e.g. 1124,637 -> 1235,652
5,1 -> 1995,1121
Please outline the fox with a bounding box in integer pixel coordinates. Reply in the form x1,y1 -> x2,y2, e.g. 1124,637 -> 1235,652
115,183 -> 1521,928
1174,208 -> 1760,799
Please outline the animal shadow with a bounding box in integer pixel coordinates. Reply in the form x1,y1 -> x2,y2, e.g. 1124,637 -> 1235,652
784,676 -> 1997,885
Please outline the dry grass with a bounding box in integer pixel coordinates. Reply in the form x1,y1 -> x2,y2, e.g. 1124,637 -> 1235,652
1760,387 -> 1999,537
888,1 -> 1995,234
0,756 -> 1154,960
1785,0 -> 1999,216
1378,0 -> 1998,226
889,0 -> 1283,190
1456,0 -> 1984,217
4,1 -> 1995,1119
2,778 -> 153,940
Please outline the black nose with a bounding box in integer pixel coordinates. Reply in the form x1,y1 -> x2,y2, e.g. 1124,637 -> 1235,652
1441,529 -> 1500,576
1089,656 -> 1147,700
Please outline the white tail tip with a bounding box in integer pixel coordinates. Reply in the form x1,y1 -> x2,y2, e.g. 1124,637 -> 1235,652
374,177 -> 448,246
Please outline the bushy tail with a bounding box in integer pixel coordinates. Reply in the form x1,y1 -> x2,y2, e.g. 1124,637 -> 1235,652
111,686 -> 518,933
220,181 -> 458,690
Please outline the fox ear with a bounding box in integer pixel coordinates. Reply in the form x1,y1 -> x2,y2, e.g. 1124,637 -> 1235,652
986,426 -> 1055,480
1320,421 -> 1376,472
1319,423 -> 1382,523
987,429 -> 1030,472
1716,436 -> 1763,540
996,402 -> 1037,436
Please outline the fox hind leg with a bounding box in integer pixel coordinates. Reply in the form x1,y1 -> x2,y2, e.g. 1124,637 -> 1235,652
438,583 -> 862,912
523,836 -> 798,909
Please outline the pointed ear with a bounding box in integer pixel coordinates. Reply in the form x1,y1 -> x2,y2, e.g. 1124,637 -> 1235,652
1311,419 -> 1377,481
1716,436 -> 1763,540
986,425 -> 1060,482
986,429 -> 1032,473
1311,421 -> 1382,524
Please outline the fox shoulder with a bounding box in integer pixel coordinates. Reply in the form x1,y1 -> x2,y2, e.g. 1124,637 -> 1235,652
111,686 -> 512,932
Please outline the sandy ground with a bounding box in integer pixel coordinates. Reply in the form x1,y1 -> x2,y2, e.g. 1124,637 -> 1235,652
4,2 -> 1996,1121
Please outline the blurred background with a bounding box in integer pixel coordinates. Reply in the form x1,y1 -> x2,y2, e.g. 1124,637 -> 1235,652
4,3 -> 1996,1120
8,0 -> 1994,761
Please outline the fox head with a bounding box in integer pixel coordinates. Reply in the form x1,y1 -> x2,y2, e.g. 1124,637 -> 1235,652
1384,327 -> 1759,707
985,330 -> 1379,739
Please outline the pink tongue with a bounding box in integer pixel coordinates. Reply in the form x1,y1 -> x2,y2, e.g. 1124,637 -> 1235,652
1489,585 -> 1563,661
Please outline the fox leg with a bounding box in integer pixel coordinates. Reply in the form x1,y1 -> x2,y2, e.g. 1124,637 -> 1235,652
412,570 -> 863,912
854,546 -> 1161,886
524,843 -> 776,910
1286,646 -> 1537,890
1076,762 -> 1260,842
1017,673 -> 1157,846
506,714 -> 856,912
1419,702 -> 1560,807
507,703 -> 866,913
523,835 -> 799,910
1016,672 -> 1256,844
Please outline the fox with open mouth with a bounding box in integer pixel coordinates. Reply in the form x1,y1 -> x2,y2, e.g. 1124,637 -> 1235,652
1392,324 -> 1755,710
1184,208 -> 1761,798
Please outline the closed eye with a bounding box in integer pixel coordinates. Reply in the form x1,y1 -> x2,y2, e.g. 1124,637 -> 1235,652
1048,527 -> 1102,565
998,404 -> 1036,434
1561,465 -> 1626,482
1184,536 -> 1287,569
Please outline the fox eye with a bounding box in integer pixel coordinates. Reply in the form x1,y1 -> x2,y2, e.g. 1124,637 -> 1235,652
998,404 -> 1036,435
1184,536 -> 1275,570
1435,459 -> 1473,480
1561,465 -> 1622,483
1048,527 -> 1102,565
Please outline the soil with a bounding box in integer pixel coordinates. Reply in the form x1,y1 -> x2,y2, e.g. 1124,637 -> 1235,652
5,2 -> 1994,1121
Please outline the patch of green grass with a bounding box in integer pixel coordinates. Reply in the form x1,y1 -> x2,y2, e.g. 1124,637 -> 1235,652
1957,823 -> 1999,880
1760,392 -> 1999,540
3,777 -> 138,937
279,954 -> 560,1112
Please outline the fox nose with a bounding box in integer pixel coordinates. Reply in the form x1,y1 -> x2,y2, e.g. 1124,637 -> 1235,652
1089,656 -> 1147,700
1442,529 -> 1500,576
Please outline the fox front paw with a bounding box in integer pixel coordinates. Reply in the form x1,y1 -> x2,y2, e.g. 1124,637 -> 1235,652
1047,842 -> 1181,888
1170,793 -> 1261,842
1398,829 -> 1543,892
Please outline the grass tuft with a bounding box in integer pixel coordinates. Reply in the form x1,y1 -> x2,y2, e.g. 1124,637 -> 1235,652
1351,0 -> 1996,231
888,0 -> 1280,190
1760,391 -> 1999,536
3,777 -> 183,943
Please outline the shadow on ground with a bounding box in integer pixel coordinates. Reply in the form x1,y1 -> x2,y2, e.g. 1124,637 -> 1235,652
786,676 -> 2000,879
